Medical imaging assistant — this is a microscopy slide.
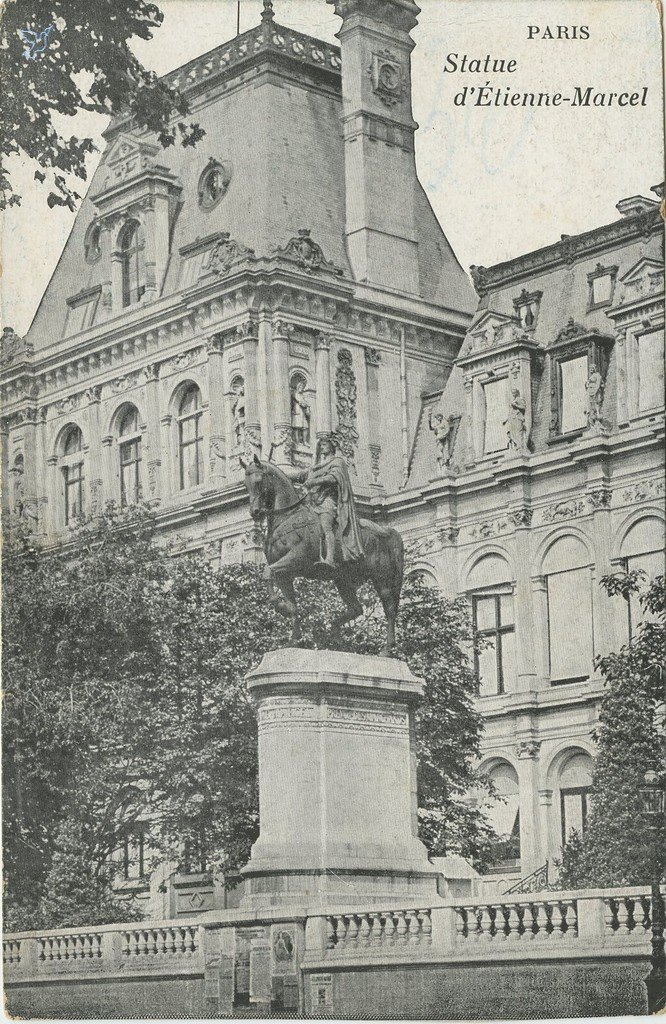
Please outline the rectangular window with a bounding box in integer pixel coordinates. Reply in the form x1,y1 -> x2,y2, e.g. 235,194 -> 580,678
559,356 -> 588,433
120,438 -> 141,507
179,417 -> 203,489
546,567 -> 593,683
123,829 -> 146,881
473,592 -> 516,696
483,378 -> 509,454
591,274 -> 613,306
561,787 -> 589,845
637,330 -> 665,413
63,463 -> 84,524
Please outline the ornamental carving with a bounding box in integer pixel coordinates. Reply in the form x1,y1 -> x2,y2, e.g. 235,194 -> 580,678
554,318 -> 586,344
365,347 -> 381,367
469,516 -> 510,540
109,371 -> 140,394
369,50 -> 405,107
84,386 -> 102,404
272,229 -> 342,276
469,265 -> 489,297
542,499 -> 587,522
209,438 -> 226,476
334,349 -> 359,467
587,488 -> 612,510
54,394 -> 82,415
621,477 -> 665,505
1,327 -> 33,366
516,740 -> 541,759
204,233 -> 255,277
270,425 -> 293,464
508,507 -> 533,528
368,443 -> 381,484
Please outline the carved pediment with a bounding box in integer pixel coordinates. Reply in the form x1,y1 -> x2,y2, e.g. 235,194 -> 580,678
102,133 -> 163,186
201,234 -> 255,278
614,256 -> 664,306
468,310 -> 527,351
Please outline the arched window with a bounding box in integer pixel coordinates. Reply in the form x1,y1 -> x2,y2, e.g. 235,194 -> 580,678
484,762 -> 521,870
118,406 -> 142,507
61,425 -> 85,524
119,221 -> 145,308
559,752 -> 594,845
543,535 -> 593,684
178,385 -> 203,489
620,517 -> 665,637
467,554 -> 516,697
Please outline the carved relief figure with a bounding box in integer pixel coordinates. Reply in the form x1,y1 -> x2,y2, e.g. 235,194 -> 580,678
505,387 -> 527,450
231,380 -> 246,447
585,364 -> 604,425
429,406 -> 452,467
290,375 -> 311,445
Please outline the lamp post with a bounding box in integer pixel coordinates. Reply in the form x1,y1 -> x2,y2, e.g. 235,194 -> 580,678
639,768 -> 665,1015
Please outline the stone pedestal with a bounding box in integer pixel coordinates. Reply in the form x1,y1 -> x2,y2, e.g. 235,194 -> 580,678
240,648 -> 439,907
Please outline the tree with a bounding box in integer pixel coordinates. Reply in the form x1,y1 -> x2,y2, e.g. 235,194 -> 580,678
0,1 -> 204,210
2,508 -> 492,930
558,571 -> 665,888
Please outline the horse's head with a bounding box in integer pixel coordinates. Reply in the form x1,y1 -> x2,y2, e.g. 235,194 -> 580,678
240,454 -> 274,521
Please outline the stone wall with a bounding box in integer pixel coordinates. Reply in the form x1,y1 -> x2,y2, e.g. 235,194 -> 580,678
5,885 -> 659,1019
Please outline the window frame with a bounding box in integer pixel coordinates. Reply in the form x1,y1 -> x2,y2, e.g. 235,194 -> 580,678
119,410 -> 143,508
560,785 -> 589,846
119,221 -> 146,308
548,330 -> 614,442
60,427 -> 85,525
177,386 -> 204,490
586,262 -> 618,312
545,566 -> 593,685
472,589 -> 516,696
512,287 -> 543,330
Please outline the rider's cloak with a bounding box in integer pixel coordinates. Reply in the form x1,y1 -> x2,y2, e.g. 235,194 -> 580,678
306,455 -> 364,562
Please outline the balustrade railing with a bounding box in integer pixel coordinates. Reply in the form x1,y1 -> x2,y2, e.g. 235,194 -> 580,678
3,938 -> 21,965
603,894 -> 652,938
455,898 -> 578,942
121,925 -> 199,957
37,932 -> 103,962
325,908 -> 432,954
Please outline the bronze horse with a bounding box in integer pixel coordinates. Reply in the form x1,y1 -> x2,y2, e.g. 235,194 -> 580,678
242,457 -> 404,654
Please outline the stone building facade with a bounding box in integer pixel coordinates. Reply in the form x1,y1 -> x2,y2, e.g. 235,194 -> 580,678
1,0 -> 664,903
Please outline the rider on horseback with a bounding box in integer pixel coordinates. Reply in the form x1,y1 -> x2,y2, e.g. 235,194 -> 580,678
290,436 -> 364,568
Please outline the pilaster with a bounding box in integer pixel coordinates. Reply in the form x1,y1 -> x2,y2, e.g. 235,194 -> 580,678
205,336 -> 227,487
314,332 -> 333,441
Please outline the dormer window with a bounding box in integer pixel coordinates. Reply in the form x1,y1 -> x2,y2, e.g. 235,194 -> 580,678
587,263 -> 618,310
119,221 -> 146,308
198,161 -> 231,210
513,289 -> 542,330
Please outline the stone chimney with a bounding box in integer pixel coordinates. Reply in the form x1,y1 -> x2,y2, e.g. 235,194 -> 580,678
327,0 -> 422,294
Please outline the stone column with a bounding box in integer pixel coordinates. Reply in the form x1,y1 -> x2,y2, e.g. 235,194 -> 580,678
314,332 -> 333,442
240,648 -> 440,907
472,376 -> 485,460
84,387 -> 103,516
462,374 -> 475,466
615,328 -> 628,425
142,363 -> 164,502
270,320 -> 294,465
205,335 -> 227,486
365,346 -> 382,489
509,508 -> 538,692
531,574 -> 550,683
239,320 -> 261,459
515,740 -> 544,873
588,486 -> 615,658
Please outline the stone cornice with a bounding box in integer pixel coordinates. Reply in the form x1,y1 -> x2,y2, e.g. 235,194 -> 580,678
105,23 -> 342,140
470,208 -> 662,296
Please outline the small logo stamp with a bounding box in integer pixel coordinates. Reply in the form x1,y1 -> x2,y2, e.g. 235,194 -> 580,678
19,25 -> 55,61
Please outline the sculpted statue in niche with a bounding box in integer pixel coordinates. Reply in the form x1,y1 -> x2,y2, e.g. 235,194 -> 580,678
290,375 -> 311,446
429,406 -> 454,467
230,379 -> 246,447
505,387 -> 527,450
585,364 -> 604,426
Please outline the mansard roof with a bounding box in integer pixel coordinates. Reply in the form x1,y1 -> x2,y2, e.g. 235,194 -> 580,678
26,14 -> 473,352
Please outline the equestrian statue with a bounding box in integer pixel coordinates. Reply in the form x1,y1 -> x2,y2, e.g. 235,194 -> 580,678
241,436 -> 404,654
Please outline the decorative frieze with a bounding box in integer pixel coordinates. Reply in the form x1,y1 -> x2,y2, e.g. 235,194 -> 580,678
541,499 -> 588,523
516,740 -> 541,759
619,476 -> 665,507
587,488 -> 612,510
508,507 -> 533,528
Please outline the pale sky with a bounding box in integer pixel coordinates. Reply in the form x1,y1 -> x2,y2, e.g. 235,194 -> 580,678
1,0 -> 663,335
